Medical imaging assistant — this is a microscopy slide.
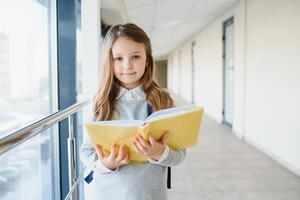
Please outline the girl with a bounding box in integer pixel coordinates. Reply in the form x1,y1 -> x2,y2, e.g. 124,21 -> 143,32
80,23 -> 186,200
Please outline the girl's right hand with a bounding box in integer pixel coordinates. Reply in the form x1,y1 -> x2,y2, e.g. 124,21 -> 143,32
95,143 -> 130,170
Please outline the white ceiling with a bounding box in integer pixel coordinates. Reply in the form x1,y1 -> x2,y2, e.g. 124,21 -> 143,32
101,0 -> 238,59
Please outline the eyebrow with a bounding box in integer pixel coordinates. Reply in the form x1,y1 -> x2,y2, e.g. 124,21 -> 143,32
114,51 -> 142,56
132,51 -> 142,54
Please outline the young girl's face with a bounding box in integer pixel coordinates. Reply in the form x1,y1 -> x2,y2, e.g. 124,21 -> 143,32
112,37 -> 147,89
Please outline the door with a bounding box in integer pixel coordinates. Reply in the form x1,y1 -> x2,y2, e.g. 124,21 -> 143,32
223,17 -> 234,126
191,41 -> 196,104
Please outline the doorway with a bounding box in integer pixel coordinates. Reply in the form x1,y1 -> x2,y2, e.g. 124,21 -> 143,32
223,17 -> 234,126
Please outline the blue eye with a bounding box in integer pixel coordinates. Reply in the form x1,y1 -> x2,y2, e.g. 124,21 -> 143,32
114,57 -> 123,62
132,55 -> 140,60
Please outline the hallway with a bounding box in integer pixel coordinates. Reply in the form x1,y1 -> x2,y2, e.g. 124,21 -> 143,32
168,96 -> 300,200
1,0 -> 300,199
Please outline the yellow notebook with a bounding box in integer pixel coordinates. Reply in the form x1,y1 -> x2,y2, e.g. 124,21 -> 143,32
85,105 -> 204,162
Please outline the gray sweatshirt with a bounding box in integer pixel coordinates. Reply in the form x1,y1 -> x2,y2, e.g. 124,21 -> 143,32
79,85 -> 186,200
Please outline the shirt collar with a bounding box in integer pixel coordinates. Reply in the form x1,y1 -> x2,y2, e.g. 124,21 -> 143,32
116,85 -> 146,101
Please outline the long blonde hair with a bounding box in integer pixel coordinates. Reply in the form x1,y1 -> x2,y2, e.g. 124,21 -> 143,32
93,23 -> 174,121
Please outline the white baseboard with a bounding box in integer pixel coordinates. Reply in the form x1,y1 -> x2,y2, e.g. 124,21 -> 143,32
245,136 -> 300,177
233,131 -> 244,140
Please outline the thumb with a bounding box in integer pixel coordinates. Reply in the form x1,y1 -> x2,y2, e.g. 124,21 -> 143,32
160,131 -> 169,145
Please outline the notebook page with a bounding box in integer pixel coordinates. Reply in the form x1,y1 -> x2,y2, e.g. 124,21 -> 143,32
88,119 -> 144,127
146,104 -> 195,122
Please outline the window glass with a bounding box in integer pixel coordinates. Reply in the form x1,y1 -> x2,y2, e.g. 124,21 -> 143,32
0,0 -> 56,199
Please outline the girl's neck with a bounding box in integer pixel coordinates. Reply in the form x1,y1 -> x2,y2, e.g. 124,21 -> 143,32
120,82 -> 142,90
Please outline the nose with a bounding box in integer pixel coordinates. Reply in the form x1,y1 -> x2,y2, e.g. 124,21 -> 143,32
123,58 -> 133,70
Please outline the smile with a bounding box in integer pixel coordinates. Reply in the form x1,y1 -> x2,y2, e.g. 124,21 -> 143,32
122,72 -> 136,75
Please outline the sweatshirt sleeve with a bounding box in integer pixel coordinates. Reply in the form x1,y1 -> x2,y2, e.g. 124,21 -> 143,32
149,145 -> 186,167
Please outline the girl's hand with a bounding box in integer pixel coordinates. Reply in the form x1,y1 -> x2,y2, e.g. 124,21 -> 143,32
133,131 -> 169,161
95,143 -> 130,170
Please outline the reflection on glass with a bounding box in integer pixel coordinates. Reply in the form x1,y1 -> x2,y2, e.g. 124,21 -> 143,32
0,0 -> 55,199
0,130 -> 53,200
0,0 -> 50,134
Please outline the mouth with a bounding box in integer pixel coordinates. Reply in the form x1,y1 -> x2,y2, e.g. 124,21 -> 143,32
122,72 -> 136,75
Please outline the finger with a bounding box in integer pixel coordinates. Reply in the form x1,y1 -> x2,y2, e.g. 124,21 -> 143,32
109,143 -> 117,159
127,146 -> 131,159
116,144 -> 126,162
149,133 -> 156,146
120,147 -> 130,165
136,135 -> 151,149
160,131 -> 170,145
135,139 -> 148,154
134,140 -> 146,154
133,141 -> 143,154
95,144 -> 104,160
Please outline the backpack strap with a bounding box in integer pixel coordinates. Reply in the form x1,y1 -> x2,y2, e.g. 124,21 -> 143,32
146,103 -> 153,117
167,167 -> 171,189
147,103 -> 171,189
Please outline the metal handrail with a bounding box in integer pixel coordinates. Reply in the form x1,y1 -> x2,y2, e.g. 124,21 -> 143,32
0,100 -> 90,200
64,166 -> 87,200
0,100 -> 89,155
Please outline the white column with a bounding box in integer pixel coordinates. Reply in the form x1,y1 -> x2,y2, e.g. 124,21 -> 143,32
81,0 -> 101,199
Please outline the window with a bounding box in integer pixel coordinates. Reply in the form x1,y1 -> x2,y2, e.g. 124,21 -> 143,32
0,0 -> 57,199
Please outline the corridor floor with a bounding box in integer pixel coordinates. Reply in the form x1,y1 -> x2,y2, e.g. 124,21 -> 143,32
167,95 -> 300,200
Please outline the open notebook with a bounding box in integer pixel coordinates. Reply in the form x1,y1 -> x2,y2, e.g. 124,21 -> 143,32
85,105 -> 204,162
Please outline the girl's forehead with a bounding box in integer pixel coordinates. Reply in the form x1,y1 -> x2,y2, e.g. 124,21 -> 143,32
112,37 -> 146,53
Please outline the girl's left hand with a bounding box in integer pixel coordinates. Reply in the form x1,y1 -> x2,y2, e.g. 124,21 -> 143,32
133,131 -> 169,161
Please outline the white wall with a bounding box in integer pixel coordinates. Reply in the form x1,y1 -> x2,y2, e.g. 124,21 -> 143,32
81,0 -> 101,199
167,55 -> 172,89
179,43 -> 193,102
170,51 -> 180,94
167,0 -> 300,175
245,0 -> 300,175
168,0 -> 246,130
